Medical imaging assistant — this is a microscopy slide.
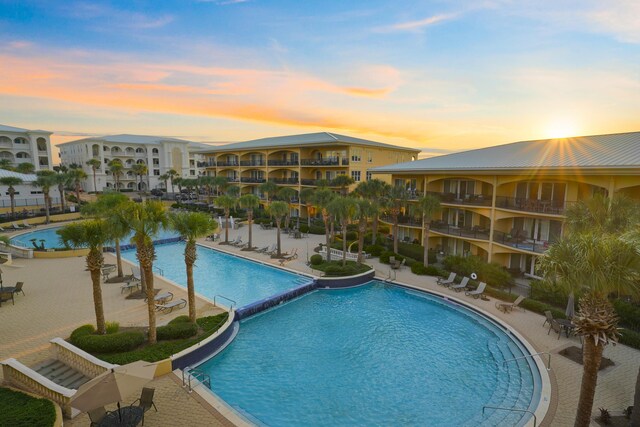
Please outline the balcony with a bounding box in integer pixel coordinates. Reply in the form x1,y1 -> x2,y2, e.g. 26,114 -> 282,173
197,161 -> 208,167
493,230 -> 549,253
267,160 -> 299,166
495,196 -> 571,215
430,221 -> 490,241
240,177 -> 266,184
240,160 -> 266,166
270,178 -> 299,185
300,158 -> 340,166
225,177 -> 240,183
217,161 -> 239,167
426,191 -> 493,207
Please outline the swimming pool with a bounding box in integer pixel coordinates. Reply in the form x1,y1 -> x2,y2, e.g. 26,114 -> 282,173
198,282 -> 541,426
11,226 -> 179,249
122,242 -> 309,307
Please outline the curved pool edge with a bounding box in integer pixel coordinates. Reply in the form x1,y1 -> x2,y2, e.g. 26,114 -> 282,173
382,278 -> 551,427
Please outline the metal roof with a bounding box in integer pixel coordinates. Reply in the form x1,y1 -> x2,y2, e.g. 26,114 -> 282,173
0,124 -> 51,134
0,169 -> 37,182
372,131 -> 640,174
201,132 -> 420,153
59,134 -> 193,146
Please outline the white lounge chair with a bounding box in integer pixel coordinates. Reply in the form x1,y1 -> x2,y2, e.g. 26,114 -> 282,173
437,272 -> 456,287
450,277 -> 470,292
465,282 -> 487,299
156,298 -> 187,313
21,220 -> 35,229
496,295 -> 525,313
10,222 -> 24,230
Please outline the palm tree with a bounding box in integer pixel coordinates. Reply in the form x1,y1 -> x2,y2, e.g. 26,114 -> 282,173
174,177 -> 183,194
356,179 -> 389,245
131,163 -> 148,192
328,196 -> 359,266
126,200 -> 168,344
300,187 -> 315,227
258,181 -> 278,202
53,171 -> 69,212
83,192 -> 132,279
167,169 -> 178,195
277,187 -> 297,229
68,168 -> 88,205
268,201 -> 289,257
538,195 -> 640,427
159,173 -> 170,193
0,159 -> 13,170
216,195 -> 237,244
33,171 -> 56,223
385,185 -> 409,253
412,195 -> 441,266
57,220 -> 112,334
331,175 -> 355,196
309,188 -> 336,261
211,175 -> 229,197
16,162 -> 35,174
0,177 -> 23,218
169,212 -> 217,323
108,159 -> 123,191
225,185 -> 240,198
86,158 -> 101,193
355,199 -> 377,263
239,194 -> 260,250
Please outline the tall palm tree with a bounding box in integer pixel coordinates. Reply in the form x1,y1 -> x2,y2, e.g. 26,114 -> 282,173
53,171 -> 69,212
131,163 -> 148,192
15,162 -> 35,174
108,159 -> 123,191
211,175 -> 228,196
167,169 -> 178,195
356,179 -> 390,245
258,181 -> 278,202
239,194 -> 260,250
385,185 -> 409,253
126,200 -> 168,344
159,173 -> 170,193
300,187 -> 315,227
83,192 -> 132,279
355,199 -> 377,263
33,171 -> 56,223
169,211 -> 217,323
328,196 -> 359,266
331,174 -> 355,196
309,188 -> 336,261
277,186 -> 297,229
412,194 -> 441,266
68,168 -> 88,205
538,195 -> 640,427
0,177 -> 23,218
174,177 -> 183,194
225,184 -> 240,198
57,220 -> 112,334
268,201 -> 289,258
216,194 -> 237,244
86,158 -> 101,193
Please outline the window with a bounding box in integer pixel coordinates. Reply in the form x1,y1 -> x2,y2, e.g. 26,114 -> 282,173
351,148 -> 361,162
366,171 -> 372,181
351,171 -> 361,182
154,169 -> 160,176
367,151 -> 373,163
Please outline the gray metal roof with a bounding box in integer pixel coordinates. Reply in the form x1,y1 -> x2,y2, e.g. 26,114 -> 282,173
59,134 -> 193,146
201,132 -> 420,153
0,169 -> 37,182
0,124 -> 51,134
372,131 -> 640,174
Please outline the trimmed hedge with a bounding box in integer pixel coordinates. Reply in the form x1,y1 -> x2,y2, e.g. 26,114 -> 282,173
619,328 -> 640,349
310,254 -> 323,265
311,260 -> 372,277
69,325 -> 146,354
411,263 -> 443,276
613,300 -> 640,332
308,225 -> 325,235
443,255 -> 514,289
345,231 -> 358,241
379,251 -> 403,264
0,387 -> 57,427
157,322 -> 198,340
364,244 -> 385,256
395,242 -> 437,265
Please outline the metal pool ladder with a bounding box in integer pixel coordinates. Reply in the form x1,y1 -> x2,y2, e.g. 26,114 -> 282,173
213,294 -> 237,310
182,367 -> 211,393
482,406 -> 536,426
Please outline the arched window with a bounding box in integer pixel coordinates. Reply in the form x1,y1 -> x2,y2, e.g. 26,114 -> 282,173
152,148 -> 159,155
14,137 -> 28,145
92,144 -> 100,157
136,147 -> 146,153
0,151 -> 14,161
36,137 -> 47,151
16,152 -> 30,159
0,136 -> 11,145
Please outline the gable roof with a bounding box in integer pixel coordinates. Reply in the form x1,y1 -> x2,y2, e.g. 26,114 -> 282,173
372,131 -> 640,174
59,134 -> 193,146
201,132 -> 420,153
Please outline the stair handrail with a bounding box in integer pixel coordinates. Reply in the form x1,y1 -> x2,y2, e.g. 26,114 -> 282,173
482,405 -> 536,427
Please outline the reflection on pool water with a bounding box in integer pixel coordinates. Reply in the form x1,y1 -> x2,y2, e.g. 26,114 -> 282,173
198,282 -> 540,427
122,242 -> 308,307
11,226 -> 178,249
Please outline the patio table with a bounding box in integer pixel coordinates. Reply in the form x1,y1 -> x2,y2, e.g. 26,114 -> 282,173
98,406 -> 144,427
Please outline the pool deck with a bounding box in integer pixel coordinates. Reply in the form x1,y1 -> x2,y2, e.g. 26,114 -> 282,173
1,223 -> 638,426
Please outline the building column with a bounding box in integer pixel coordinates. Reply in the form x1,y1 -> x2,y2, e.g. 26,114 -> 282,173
28,135 -> 39,171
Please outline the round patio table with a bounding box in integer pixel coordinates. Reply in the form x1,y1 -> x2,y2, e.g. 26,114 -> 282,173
98,406 -> 144,427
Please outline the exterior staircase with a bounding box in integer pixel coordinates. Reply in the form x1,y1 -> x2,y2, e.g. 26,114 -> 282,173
31,359 -> 90,390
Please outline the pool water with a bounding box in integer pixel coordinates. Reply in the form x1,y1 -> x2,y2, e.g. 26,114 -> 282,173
122,242 -> 308,307
199,282 -> 539,426
11,226 -> 178,249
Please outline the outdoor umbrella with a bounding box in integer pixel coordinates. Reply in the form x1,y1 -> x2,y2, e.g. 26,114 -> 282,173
70,361 -> 157,418
565,292 -> 575,319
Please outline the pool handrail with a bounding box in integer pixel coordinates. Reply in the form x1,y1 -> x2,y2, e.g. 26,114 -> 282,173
503,352 -> 551,371
482,406 -> 536,427
213,294 -> 237,310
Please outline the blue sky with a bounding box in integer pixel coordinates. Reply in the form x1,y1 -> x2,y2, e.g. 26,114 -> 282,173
0,0 -> 639,156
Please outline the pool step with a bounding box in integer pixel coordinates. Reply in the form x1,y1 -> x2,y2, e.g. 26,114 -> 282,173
31,359 -> 90,390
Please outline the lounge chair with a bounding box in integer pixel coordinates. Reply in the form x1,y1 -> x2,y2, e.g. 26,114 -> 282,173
205,233 -> 219,241
10,222 -> 24,230
391,258 -> 405,270
496,295 -> 525,313
278,248 -> 298,266
88,406 -> 108,427
465,282 -> 487,299
131,387 -> 157,425
450,277 -> 470,292
0,290 -> 14,306
266,245 -> 278,256
101,264 -> 116,281
8,282 -> 25,296
21,220 -> 34,229
121,280 -> 141,294
543,310 -> 554,327
254,245 -> 270,253
437,272 -> 456,287
227,236 -> 242,246
145,291 -> 173,304
156,298 -> 187,313
129,266 -> 142,282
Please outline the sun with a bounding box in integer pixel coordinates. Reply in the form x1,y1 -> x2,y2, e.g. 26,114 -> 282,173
544,119 -> 580,139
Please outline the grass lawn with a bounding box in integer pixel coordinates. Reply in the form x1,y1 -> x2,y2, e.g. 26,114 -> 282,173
0,387 -> 56,427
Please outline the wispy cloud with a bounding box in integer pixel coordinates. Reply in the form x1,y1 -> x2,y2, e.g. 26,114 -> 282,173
586,0 -> 640,43
375,13 -> 456,33
66,2 -> 173,29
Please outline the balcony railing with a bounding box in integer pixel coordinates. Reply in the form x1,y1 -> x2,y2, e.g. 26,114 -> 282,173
430,221 -> 491,241
196,161 -> 208,167
300,158 -> 341,166
225,177 -> 239,182
240,160 -> 266,166
427,191 -> 493,207
267,160 -> 299,166
270,178 -> 299,185
240,177 -> 266,183
495,196 -> 572,215
217,161 -> 239,167
493,230 -> 550,253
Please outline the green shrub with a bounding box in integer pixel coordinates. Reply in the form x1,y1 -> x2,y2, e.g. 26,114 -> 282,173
379,251 -> 403,264
377,224 -> 390,234
403,257 -> 417,267
425,265 -> 442,276
312,260 -> 372,277
364,244 -> 385,256
299,224 -> 309,233
613,300 -> 640,332
411,263 -> 428,275
0,387 -> 57,427
443,255 -> 514,288
363,232 -> 386,245
157,322 -> 198,340
345,231 -> 358,241
529,279 -> 569,307
169,315 -> 191,324
619,328 -> 640,350
70,324 -> 95,341
309,225 -> 326,235
310,254 -> 323,265
105,321 -> 120,334
71,330 -> 146,354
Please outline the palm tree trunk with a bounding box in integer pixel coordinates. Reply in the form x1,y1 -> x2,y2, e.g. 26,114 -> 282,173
372,214 -> 379,244
138,241 -> 157,344
59,185 -> 65,212
423,215 -> 430,266
631,367 -> 640,426
45,192 -> 51,224
115,238 -> 123,278
90,268 -> 106,335
247,210 -> 253,249
276,222 -> 282,257
357,218 -> 366,263
9,192 -> 15,219
92,169 -> 97,193
574,337 -> 604,427
393,215 -> 399,253
323,212 -> 331,262
342,223 -> 347,266
330,218 -> 335,243
185,241 -> 197,323
76,183 -> 81,206
224,211 -> 229,243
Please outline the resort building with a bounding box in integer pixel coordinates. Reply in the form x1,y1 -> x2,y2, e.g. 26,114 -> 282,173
0,169 -> 60,214
58,135 -> 211,192
371,131 -> 640,277
201,132 -> 420,217
0,124 -> 53,171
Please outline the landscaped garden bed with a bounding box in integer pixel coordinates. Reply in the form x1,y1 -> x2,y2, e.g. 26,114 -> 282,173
309,254 -> 372,277
0,387 -> 56,427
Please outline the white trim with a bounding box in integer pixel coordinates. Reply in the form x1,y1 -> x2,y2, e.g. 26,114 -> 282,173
49,338 -> 117,370
1,358 -> 76,398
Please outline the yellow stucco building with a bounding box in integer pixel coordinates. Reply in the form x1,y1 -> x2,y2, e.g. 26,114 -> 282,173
372,132 -> 640,277
201,132 -> 420,218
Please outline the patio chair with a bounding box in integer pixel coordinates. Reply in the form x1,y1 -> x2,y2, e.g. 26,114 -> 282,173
132,386 -> 158,425
227,236 -> 242,246
0,290 -> 14,306
21,220 -> 34,229
266,245 -> 279,256
88,406 -> 108,427
156,298 -> 187,314
450,277 -> 470,292
8,282 -> 25,296
496,295 -> 525,313
145,291 -> 173,304
121,280 -> 141,294
543,310 -> 554,327
10,222 -> 24,230
437,272 -> 456,287
391,258 -> 405,270
465,282 -> 487,299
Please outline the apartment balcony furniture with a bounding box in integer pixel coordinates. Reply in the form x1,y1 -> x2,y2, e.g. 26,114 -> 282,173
493,230 -> 550,253
495,196 -> 570,215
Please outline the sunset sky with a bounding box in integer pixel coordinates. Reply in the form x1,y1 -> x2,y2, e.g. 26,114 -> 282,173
1,0 -> 639,159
